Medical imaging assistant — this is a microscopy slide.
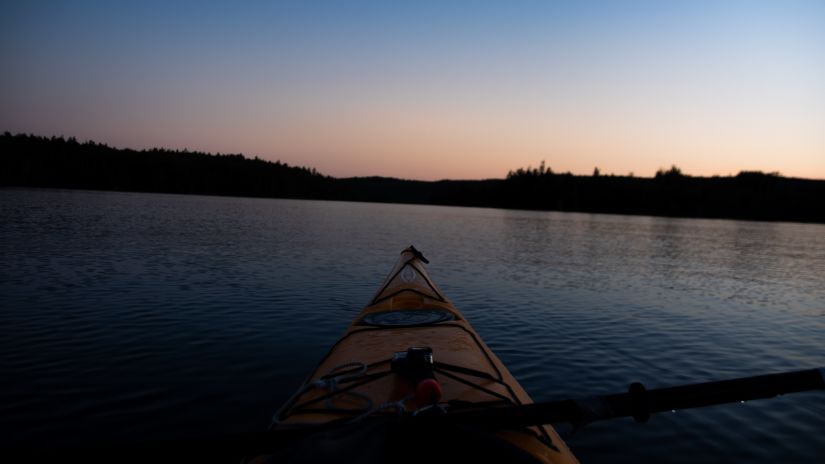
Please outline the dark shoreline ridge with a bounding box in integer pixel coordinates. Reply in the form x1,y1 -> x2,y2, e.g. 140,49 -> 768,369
3,132 -> 824,223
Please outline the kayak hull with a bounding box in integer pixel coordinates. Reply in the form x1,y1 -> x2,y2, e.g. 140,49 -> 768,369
273,247 -> 579,464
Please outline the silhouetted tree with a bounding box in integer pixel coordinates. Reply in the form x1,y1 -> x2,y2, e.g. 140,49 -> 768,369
2,133 -> 824,223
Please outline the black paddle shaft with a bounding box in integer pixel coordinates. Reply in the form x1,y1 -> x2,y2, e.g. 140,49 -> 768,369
429,368 -> 825,429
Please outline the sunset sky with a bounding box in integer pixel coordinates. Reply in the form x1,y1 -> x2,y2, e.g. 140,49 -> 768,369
2,1 -> 823,180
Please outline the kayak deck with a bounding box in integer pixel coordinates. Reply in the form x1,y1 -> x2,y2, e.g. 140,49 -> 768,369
271,247 -> 578,464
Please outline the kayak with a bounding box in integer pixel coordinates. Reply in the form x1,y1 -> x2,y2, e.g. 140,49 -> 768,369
260,246 -> 579,463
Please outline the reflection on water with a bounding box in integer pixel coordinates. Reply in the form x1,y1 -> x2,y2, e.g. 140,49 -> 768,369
1,188 -> 824,462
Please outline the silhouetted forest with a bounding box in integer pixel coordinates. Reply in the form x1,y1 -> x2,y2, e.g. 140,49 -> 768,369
3,132 -> 824,223
1,132 -> 330,198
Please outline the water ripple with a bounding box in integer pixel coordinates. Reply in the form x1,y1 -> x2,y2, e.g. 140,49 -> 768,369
1,189 -> 823,462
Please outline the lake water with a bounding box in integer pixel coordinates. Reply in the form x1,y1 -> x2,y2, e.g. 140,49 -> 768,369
2,188 -> 824,462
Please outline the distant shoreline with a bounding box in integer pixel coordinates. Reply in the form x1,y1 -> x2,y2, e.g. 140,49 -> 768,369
3,132 -> 824,224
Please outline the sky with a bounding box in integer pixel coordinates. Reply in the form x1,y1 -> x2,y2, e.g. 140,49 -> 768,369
2,1 -> 823,180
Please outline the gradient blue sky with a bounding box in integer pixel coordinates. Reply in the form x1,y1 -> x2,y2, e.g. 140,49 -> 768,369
2,1 -> 823,180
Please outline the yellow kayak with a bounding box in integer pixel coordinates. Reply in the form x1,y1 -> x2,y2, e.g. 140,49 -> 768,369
263,246 -> 579,463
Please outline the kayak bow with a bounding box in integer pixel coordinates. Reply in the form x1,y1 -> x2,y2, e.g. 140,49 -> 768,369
265,246 -> 579,464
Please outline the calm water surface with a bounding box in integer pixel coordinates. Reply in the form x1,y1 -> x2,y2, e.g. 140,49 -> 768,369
2,188 -> 824,462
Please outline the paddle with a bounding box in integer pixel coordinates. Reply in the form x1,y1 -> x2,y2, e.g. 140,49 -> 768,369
422,367 -> 825,429
13,367 -> 823,462
245,367 -> 825,448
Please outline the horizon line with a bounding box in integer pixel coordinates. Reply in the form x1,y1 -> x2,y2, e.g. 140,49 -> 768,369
5,131 -> 823,182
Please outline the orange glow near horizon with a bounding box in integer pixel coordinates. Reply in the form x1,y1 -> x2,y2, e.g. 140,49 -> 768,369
230,98 -> 825,180
2,2 -> 823,181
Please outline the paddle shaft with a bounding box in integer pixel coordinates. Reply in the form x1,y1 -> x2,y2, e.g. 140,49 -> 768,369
430,367 -> 825,429
15,368 -> 823,461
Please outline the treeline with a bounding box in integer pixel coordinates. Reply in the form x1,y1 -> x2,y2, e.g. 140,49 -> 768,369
0,132 -> 331,198
2,132 -> 824,223
497,164 -> 825,223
